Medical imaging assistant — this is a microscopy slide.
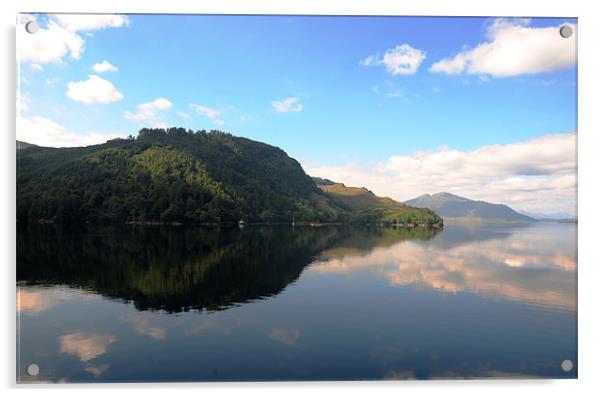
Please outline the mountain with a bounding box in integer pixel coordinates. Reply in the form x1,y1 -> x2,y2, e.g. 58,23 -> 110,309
17,128 -> 345,224
404,192 -> 535,223
314,179 -> 443,227
16,128 -> 441,227
518,210 -> 577,221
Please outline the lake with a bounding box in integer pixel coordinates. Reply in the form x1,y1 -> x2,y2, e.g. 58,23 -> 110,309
16,222 -> 577,382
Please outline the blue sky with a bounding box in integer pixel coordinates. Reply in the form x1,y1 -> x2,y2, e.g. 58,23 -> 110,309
17,14 -> 577,214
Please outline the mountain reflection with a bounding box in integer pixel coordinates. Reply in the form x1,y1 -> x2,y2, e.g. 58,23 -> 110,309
18,223 -> 575,313
17,224 -> 440,313
311,223 -> 576,311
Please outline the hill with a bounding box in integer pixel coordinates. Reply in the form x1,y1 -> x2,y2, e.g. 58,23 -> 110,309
17,128 -> 442,227
314,178 -> 443,227
17,140 -> 36,150
17,128 -> 346,224
404,192 -> 535,223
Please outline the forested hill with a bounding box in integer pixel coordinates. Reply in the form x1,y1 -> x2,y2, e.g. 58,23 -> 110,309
17,128 -> 346,224
17,127 -> 443,226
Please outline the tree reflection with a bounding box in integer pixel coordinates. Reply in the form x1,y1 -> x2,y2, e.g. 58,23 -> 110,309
17,224 -> 440,312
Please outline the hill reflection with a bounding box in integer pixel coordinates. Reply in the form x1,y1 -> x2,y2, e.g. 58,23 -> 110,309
17,224 -> 440,313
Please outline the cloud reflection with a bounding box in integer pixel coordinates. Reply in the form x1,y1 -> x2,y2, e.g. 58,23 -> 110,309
17,287 -> 98,314
120,314 -> 167,340
84,363 -> 110,378
311,225 -> 576,311
59,332 -> 116,362
270,328 -> 300,346
17,289 -> 57,313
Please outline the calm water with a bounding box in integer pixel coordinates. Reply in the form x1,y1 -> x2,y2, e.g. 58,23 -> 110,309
16,222 -> 577,382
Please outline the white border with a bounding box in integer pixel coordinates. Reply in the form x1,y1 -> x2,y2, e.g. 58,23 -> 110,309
3,1 -> 601,396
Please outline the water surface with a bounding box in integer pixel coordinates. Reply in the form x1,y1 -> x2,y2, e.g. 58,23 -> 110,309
17,222 -> 577,382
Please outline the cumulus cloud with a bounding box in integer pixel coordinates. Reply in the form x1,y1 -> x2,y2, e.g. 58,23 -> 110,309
306,133 -> 576,215
92,60 -> 118,73
272,97 -> 303,113
18,17 -> 84,64
430,19 -> 577,77
124,97 -> 173,127
361,44 -> 426,75
51,14 -> 130,32
66,75 -> 123,104
18,14 -> 129,65
17,115 -> 126,147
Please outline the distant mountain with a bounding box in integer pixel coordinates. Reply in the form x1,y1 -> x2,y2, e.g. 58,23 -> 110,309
314,178 -> 443,227
404,192 -> 535,223
517,210 -> 577,221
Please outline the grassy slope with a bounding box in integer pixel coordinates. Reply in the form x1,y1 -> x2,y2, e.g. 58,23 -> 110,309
319,183 -> 406,212
314,180 -> 443,227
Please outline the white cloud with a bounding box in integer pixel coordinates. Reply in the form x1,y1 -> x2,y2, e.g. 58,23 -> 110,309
51,14 -> 130,32
66,75 -> 124,104
17,115 -> 126,147
306,133 -> 576,215
190,103 -> 222,119
29,63 -> 43,72
17,14 -> 128,65
18,17 -> 84,64
361,44 -> 426,75
17,93 -> 29,112
214,119 -> 225,126
272,97 -> 303,113
124,97 -> 173,127
92,60 -> 118,73
430,19 -> 577,77
177,111 -> 191,119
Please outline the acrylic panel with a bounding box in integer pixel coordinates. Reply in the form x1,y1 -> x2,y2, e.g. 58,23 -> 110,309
16,14 -> 577,383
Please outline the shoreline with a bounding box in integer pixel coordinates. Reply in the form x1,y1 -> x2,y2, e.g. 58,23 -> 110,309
21,219 -> 444,229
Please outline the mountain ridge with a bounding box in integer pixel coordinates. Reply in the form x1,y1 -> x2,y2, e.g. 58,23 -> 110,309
404,192 -> 535,223
16,129 -> 442,227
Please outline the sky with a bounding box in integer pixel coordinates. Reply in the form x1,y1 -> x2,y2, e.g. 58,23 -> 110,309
16,14 -> 577,215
